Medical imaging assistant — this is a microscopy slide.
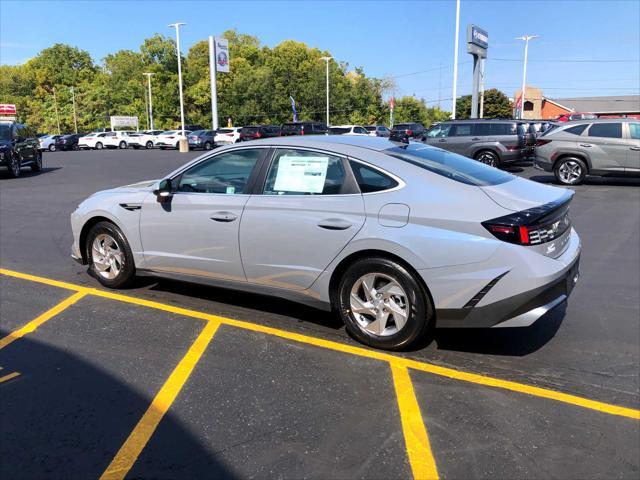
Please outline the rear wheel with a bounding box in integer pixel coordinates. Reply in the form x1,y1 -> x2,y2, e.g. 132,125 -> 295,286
48,144 -> 56,152
6,153 -> 21,177
337,257 -> 432,350
204,141 -> 212,150
31,151 -> 42,172
118,141 -> 127,149
145,141 -> 153,149
555,157 -> 587,185
475,150 -> 500,167
86,221 -> 135,288
72,144 -> 79,151
95,142 -> 103,150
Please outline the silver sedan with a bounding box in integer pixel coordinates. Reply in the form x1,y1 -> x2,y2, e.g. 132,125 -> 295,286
71,136 -> 581,350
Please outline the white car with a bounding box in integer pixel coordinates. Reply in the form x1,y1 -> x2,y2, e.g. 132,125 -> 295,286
78,132 -> 109,150
154,130 -> 192,149
128,130 -> 164,149
214,127 -> 242,145
38,134 -> 61,151
328,125 -> 371,136
101,131 -> 135,149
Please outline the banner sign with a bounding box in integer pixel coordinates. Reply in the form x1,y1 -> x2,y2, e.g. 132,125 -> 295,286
290,96 -> 298,122
215,37 -> 230,73
0,104 -> 17,116
110,116 -> 139,129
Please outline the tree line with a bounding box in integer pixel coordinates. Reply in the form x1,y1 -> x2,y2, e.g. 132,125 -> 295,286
0,29 -> 512,134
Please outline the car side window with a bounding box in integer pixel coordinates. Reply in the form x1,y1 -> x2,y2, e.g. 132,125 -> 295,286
473,123 -> 492,136
564,124 -> 588,136
177,149 -> 262,194
449,124 -> 473,136
629,123 -> 640,140
354,127 -> 368,134
349,161 -> 398,193
428,124 -> 451,138
588,123 -> 622,139
264,149 -> 346,195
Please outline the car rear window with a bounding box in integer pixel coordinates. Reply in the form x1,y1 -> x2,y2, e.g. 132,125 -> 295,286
329,127 -> 351,135
242,127 -> 259,134
364,126 -> 376,132
385,144 -> 513,186
393,124 -> 413,130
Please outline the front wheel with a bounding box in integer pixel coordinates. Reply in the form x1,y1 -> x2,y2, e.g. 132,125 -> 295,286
6,153 -> 21,177
118,141 -> 127,149
86,221 -> 135,288
31,151 -> 43,172
48,144 -> 56,152
95,142 -> 103,150
337,257 -> 432,350
555,157 -> 587,185
72,144 -> 80,151
145,141 -> 153,149
204,141 -> 212,150
475,150 -> 500,167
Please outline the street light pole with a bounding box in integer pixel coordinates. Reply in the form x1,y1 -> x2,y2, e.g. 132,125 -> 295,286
70,86 -> 78,133
516,35 -> 538,119
451,0 -> 460,119
143,72 -> 155,130
169,22 -> 187,138
320,56 -> 332,125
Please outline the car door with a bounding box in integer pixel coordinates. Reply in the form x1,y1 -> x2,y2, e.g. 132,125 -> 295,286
625,121 -> 640,172
583,122 -> 627,172
425,123 -> 451,147
138,148 -> 266,281
240,148 -> 365,290
445,123 -> 474,155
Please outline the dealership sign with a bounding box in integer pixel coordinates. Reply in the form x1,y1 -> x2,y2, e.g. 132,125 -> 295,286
110,116 -> 139,129
215,37 -> 230,73
467,25 -> 488,58
0,104 -> 17,116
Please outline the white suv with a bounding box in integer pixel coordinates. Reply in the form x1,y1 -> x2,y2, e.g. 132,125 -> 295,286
102,131 -> 135,149
128,130 -> 164,149
328,125 -> 370,136
79,132 -> 109,150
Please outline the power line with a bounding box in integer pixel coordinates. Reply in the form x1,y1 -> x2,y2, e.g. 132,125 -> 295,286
491,57 -> 639,63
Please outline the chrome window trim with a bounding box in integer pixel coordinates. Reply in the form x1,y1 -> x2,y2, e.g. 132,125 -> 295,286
347,156 -> 407,195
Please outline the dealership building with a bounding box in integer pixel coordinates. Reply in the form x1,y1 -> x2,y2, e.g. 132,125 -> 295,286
513,86 -> 640,119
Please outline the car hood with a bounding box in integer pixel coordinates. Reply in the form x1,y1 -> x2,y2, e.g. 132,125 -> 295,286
91,179 -> 158,197
0,140 -> 11,149
481,177 -> 572,211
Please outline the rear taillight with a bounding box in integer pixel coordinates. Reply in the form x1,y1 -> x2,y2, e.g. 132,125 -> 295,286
255,132 -> 262,138
536,139 -> 552,146
406,129 -> 413,136
506,146 -> 520,151
482,194 -> 573,246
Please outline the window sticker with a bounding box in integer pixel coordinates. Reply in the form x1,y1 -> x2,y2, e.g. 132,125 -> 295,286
226,186 -> 236,194
273,156 -> 329,193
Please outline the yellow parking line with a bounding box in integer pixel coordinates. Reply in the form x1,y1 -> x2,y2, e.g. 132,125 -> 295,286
391,363 -> 439,480
0,366 -> 21,384
1,267 -> 639,420
100,320 -> 221,480
0,290 -> 88,350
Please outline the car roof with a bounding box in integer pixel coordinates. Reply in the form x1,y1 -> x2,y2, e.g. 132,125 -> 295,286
563,118 -> 633,125
238,134 -> 401,153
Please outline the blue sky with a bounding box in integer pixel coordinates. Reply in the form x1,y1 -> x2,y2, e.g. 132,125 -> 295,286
1,0 -> 639,108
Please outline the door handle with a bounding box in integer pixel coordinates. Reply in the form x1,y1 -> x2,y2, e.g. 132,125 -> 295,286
579,143 -> 592,147
317,219 -> 352,231
438,139 -> 447,143
210,211 -> 238,222
472,137 -> 481,141
630,146 -> 640,151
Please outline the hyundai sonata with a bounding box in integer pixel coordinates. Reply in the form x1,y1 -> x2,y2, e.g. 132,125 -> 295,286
71,136 -> 580,350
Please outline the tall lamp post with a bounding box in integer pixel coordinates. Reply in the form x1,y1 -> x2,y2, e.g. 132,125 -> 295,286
143,72 -> 155,130
451,0 -> 461,119
320,56 -> 332,125
515,35 -> 538,119
168,22 -> 187,140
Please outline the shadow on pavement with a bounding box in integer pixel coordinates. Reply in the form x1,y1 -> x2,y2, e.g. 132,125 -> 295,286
0,167 -> 62,179
0,335 -> 237,479
529,174 -> 640,187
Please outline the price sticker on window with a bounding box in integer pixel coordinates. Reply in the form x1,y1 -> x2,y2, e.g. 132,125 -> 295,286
273,156 -> 329,193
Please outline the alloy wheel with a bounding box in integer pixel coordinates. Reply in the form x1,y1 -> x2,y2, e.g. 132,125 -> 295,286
558,161 -> 582,184
350,273 -> 409,336
9,154 -> 20,177
477,152 -> 498,167
91,233 -> 125,280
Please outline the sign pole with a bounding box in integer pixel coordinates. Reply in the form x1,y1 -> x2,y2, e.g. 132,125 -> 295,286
467,25 -> 489,119
209,36 -> 219,131
479,59 -> 485,118
451,0 -> 460,119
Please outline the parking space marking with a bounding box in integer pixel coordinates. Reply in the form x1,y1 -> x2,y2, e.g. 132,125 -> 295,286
0,290 -> 88,350
100,320 -> 221,480
1,267 -> 639,422
391,364 -> 439,480
0,366 -> 21,384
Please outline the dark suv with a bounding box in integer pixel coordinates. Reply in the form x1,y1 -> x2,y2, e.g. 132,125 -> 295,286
280,122 -> 328,136
240,125 -> 281,141
54,133 -> 81,151
424,119 -> 530,167
0,121 -> 42,177
390,122 -> 428,142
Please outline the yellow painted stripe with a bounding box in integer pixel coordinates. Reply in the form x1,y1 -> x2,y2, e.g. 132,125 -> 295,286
100,320 -> 221,480
391,363 -> 439,480
0,371 -> 21,383
1,268 -> 639,420
0,290 -> 88,350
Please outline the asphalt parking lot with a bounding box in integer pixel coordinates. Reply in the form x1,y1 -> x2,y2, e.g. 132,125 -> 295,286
1,148 -> 639,479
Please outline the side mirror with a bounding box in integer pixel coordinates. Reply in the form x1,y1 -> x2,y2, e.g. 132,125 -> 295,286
153,178 -> 174,202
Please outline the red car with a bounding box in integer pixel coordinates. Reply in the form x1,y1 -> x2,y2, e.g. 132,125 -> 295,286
556,112 -> 597,122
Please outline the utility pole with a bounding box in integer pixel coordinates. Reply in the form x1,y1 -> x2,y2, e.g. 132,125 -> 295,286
70,87 -> 78,133
451,0 -> 460,119
208,36 -> 218,130
52,87 -> 61,135
515,35 -> 538,119
479,59 -> 485,118
169,22 -> 187,144
143,72 -> 155,130
320,56 -> 332,125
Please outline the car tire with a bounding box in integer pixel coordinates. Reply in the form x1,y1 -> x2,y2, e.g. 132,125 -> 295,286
145,141 -> 153,149
204,141 -> 212,150
118,141 -> 127,149
175,142 -> 180,149
86,221 -> 135,289
6,153 -> 21,178
31,151 -> 43,172
337,257 -> 432,351
555,156 -> 587,185
48,144 -> 56,152
96,142 -> 103,150
72,144 -> 79,151
475,150 -> 500,167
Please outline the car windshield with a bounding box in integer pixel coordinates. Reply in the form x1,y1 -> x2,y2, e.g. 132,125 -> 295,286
190,130 -> 206,135
0,124 -> 12,141
329,127 -> 351,135
217,129 -> 232,134
385,143 -> 514,186
160,131 -> 176,135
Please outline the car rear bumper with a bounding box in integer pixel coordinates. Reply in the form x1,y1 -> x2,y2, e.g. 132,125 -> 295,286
533,156 -> 554,172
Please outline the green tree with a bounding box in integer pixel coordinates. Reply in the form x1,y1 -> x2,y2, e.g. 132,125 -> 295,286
455,89 -> 512,119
